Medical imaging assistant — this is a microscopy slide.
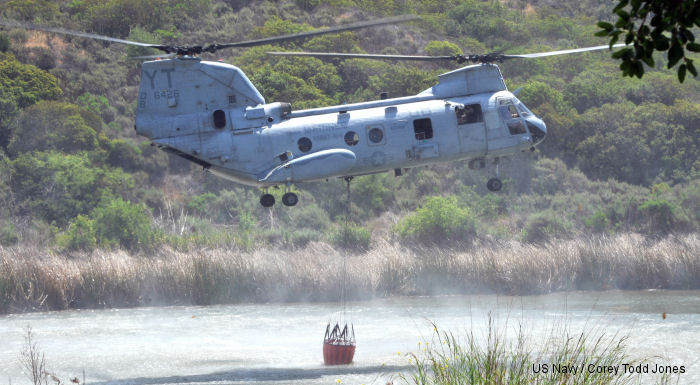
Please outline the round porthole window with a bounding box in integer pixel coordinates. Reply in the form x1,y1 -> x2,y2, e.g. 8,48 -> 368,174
368,127 -> 384,143
344,131 -> 359,146
298,137 -> 312,152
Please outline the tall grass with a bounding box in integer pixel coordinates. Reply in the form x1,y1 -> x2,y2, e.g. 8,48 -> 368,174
401,319 -> 678,385
0,233 -> 698,314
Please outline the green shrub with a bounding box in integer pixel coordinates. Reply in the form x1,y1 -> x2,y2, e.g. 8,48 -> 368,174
424,40 -> 462,56
8,102 -> 99,155
57,214 -> 96,251
638,199 -> 676,234
395,196 -> 476,244
91,197 -> 157,251
282,228 -> 321,248
0,221 -> 18,246
0,34 -> 10,53
187,192 -> 217,216
584,210 -> 609,233
330,223 -> 371,252
521,211 -> 570,243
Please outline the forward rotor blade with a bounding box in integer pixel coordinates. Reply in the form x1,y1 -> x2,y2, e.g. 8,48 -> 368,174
270,43 -> 630,64
267,51 -> 454,61
130,53 -> 177,60
504,43 -> 627,59
205,15 -> 419,52
0,18 -> 164,49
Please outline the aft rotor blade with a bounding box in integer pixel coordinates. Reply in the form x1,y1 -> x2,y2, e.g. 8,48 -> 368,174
0,18 -> 164,49
205,15 -> 419,52
267,51 -> 454,61
504,43 -> 627,59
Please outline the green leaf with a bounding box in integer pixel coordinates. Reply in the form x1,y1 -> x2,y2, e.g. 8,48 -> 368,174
667,41 -> 683,68
612,0 -> 629,12
612,47 -> 633,59
678,64 -> 687,83
654,38 -> 670,51
681,28 -> 695,43
687,42 -> 700,52
687,60 -> 697,77
595,30 -> 610,37
616,10 -> 630,21
597,21 -> 614,31
633,60 -> 644,78
620,60 -> 632,76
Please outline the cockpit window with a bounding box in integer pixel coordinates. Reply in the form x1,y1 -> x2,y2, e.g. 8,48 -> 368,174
507,104 -> 519,118
514,98 -> 532,117
498,99 -> 519,120
498,98 -> 527,135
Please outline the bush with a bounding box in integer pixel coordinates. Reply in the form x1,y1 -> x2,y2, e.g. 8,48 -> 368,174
521,211 -> 570,243
8,102 -> 99,156
330,223 -> 371,252
56,215 -> 96,251
395,196 -> 476,244
92,197 -> 157,251
584,211 -> 609,233
424,40 -> 462,56
281,228 -> 321,248
638,199 -> 676,235
187,192 -> 217,216
0,34 -> 10,53
0,220 -> 18,246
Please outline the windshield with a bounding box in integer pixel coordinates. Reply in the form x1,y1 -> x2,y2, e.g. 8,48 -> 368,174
513,98 -> 533,117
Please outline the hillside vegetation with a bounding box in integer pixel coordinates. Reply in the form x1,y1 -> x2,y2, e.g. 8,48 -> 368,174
0,0 -> 698,312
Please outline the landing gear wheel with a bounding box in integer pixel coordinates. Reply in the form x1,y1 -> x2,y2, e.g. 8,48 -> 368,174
487,178 -> 502,192
282,192 -> 298,207
260,193 -> 275,207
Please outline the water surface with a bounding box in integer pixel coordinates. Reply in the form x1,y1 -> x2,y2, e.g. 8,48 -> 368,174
1,290 -> 698,385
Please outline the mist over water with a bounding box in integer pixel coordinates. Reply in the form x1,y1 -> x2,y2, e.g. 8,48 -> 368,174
1,290 -> 698,385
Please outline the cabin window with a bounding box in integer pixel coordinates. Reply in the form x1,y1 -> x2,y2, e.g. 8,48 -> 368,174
344,131 -> 359,146
456,104 -> 483,124
228,95 -> 237,105
298,137 -> 312,152
368,127 -> 384,144
413,118 -> 433,140
213,110 -> 226,128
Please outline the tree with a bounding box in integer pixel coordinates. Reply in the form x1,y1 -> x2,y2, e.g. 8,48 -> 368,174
0,53 -> 62,148
8,102 -> 100,156
597,0 -> 699,82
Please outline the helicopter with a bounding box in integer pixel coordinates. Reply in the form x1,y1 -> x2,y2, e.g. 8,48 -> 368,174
0,16 -> 624,207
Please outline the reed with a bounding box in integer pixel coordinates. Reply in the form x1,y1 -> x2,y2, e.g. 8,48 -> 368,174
400,319 -> 679,385
0,233 -> 698,314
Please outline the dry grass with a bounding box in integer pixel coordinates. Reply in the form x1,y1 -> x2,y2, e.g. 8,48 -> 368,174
0,233 -> 698,314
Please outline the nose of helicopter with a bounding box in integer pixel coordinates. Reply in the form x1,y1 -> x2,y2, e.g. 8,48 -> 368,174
526,118 -> 547,145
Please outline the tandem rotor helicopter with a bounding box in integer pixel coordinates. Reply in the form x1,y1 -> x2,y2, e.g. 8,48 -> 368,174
1,16 -> 624,207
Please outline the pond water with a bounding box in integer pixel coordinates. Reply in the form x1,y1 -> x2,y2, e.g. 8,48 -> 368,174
1,290 -> 698,385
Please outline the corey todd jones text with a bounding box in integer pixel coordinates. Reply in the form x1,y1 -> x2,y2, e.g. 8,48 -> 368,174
532,363 -> 686,375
